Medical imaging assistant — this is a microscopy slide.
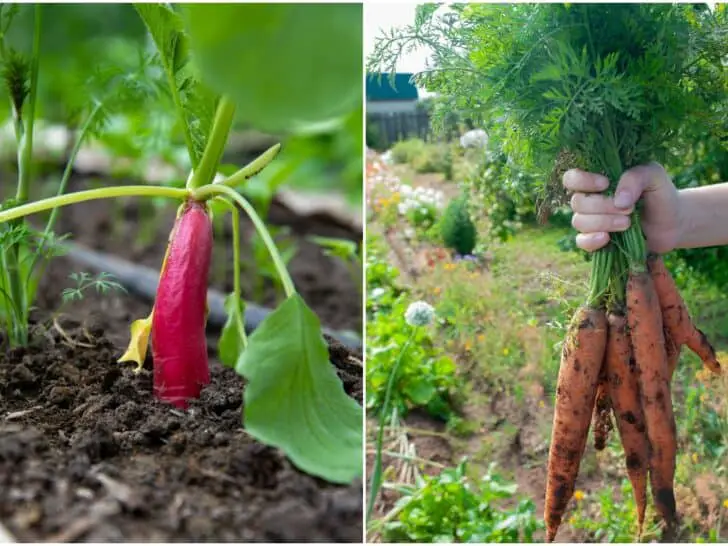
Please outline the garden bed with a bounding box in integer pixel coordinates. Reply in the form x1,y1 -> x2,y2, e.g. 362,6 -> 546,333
0,172 -> 363,542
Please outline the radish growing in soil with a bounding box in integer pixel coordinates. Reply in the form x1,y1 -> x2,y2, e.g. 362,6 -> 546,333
0,3 -> 362,485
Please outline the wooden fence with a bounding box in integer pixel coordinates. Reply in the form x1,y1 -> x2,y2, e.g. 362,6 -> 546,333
367,111 -> 432,150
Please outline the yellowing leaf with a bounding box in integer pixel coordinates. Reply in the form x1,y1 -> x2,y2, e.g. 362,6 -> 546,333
118,313 -> 154,372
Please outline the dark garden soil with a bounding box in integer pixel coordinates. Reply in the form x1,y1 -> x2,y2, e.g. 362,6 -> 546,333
0,172 -> 364,542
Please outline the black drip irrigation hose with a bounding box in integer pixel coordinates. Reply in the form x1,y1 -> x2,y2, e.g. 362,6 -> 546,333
63,242 -> 362,351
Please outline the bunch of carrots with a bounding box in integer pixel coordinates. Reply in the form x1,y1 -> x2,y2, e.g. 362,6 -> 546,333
544,215 -> 722,541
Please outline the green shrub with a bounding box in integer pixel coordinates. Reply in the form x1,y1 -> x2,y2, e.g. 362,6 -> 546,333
440,193 -> 477,255
411,144 -> 449,174
391,138 -> 427,164
382,460 -> 541,543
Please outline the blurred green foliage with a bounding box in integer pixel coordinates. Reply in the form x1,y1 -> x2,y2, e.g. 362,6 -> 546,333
366,233 -> 461,421
0,3 -> 362,203
440,193 -> 476,256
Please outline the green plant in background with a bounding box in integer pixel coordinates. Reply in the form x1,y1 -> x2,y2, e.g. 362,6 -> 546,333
440,193 -> 476,256
367,296 -> 459,421
391,138 -> 427,164
310,235 -> 362,290
367,299 -> 457,522
380,460 -> 541,543
60,271 -> 126,303
0,2 -> 363,485
569,480 -> 661,543
468,148 -> 537,242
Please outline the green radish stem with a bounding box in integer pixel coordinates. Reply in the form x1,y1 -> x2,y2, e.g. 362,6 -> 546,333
222,197 -> 248,347
189,97 -> 237,190
192,184 -> 296,298
0,186 -> 190,225
218,143 -> 282,188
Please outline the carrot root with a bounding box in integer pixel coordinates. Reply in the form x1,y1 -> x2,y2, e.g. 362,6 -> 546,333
648,254 -> 721,375
605,312 -> 648,534
627,271 -> 678,529
545,306 -> 607,542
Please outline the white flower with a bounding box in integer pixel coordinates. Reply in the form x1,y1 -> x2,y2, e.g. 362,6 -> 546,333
405,301 -> 435,327
370,287 -> 386,299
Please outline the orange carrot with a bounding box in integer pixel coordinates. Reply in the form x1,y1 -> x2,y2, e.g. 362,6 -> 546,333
545,306 -> 607,542
648,254 -> 720,375
627,272 -> 678,529
604,312 -> 648,534
664,326 -> 681,381
592,370 -> 613,451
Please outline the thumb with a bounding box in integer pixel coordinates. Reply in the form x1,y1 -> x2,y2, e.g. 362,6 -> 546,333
613,163 -> 663,210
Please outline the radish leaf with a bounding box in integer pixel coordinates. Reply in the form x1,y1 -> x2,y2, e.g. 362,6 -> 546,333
183,3 -> 362,134
218,293 -> 245,368
236,293 -> 362,484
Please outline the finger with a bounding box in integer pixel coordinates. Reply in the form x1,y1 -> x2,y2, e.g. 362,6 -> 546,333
570,192 -> 634,215
563,169 -> 610,193
572,212 -> 631,234
613,164 -> 664,209
576,232 -> 610,252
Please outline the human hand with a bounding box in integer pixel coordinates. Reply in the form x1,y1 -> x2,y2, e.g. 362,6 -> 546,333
563,162 -> 682,253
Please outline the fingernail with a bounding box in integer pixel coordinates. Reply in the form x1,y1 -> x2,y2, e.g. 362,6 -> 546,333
614,191 -> 632,209
613,215 -> 630,229
595,176 -> 609,190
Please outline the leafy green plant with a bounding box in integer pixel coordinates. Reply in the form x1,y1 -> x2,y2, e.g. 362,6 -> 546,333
569,480 -> 661,542
411,143 -> 450,175
440,193 -> 477,255
468,148 -> 537,242
0,3 -> 362,485
381,460 -> 541,543
60,271 -> 126,303
391,137 -> 427,164
310,235 -> 362,290
367,296 -> 459,421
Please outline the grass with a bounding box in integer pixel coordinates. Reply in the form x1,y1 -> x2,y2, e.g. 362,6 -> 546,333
367,150 -> 728,543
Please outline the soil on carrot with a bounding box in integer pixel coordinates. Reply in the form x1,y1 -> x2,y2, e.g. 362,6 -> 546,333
0,315 -> 363,542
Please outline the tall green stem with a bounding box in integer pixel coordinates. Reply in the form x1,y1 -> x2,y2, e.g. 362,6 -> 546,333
0,186 -> 189,225
367,328 -> 416,523
229,200 -> 247,345
192,184 -> 296,298
27,102 -> 103,281
16,4 -> 41,203
189,96 -> 236,190
621,215 -> 648,273
3,4 -> 42,345
587,248 -> 613,308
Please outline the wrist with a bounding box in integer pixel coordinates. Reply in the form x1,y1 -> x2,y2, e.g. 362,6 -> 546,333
673,189 -> 691,250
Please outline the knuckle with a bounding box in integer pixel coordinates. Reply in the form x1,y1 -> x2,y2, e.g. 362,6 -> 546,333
571,213 -> 582,230
569,192 -> 580,210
